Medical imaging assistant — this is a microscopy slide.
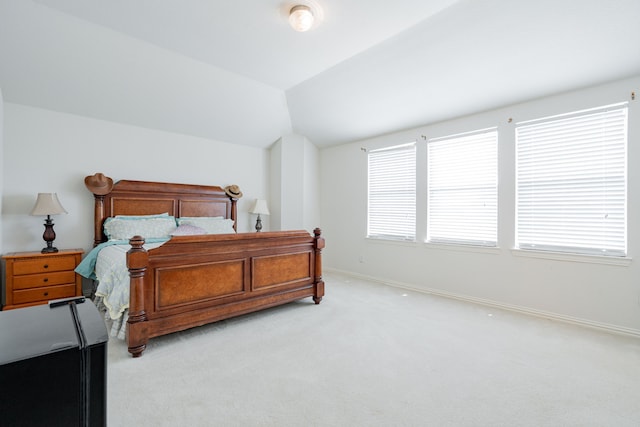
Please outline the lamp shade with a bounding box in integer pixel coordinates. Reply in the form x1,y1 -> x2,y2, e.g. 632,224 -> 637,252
289,5 -> 314,32
30,193 -> 67,216
249,199 -> 270,216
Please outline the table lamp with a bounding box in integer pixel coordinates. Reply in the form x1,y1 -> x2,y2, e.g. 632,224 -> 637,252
30,193 -> 67,253
249,199 -> 270,232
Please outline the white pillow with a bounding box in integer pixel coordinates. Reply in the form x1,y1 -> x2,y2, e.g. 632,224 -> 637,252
178,216 -> 223,221
115,213 -> 170,219
178,217 -> 236,234
104,217 -> 177,240
170,224 -> 207,236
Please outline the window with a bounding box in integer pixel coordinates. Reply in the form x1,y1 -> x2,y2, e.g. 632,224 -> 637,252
367,143 -> 416,241
427,129 -> 498,246
516,103 -> 628,256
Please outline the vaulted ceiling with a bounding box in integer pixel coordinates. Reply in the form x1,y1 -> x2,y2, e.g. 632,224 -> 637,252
1,0 -> 639,148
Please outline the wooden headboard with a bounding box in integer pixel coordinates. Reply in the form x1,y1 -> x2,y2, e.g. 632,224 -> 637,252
84,173 -> 238,246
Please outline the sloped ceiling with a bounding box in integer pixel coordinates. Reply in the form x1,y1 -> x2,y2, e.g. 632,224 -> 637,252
1,0 -> 639,148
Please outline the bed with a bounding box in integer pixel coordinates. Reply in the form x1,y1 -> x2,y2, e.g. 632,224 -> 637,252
78,173 -> 325,357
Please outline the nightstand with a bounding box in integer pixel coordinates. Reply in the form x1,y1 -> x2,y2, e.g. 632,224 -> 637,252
2,249 -> 84,310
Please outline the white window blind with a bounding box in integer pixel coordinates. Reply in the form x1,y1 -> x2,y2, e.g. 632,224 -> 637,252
516,103 -> 628,256
368,143 -> 416,241
427,129 -> 498,246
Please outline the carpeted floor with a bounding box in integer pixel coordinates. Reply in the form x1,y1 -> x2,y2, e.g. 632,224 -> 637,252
107,272 -> 640,426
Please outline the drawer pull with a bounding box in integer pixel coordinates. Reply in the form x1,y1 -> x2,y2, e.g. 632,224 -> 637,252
43,264 -> 49,269
44,292 -> 49,296
43,278 -> 49,283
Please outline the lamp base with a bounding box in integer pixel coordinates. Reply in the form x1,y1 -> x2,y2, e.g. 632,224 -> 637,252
41,216 -> 59,254
255,215 -> 263,232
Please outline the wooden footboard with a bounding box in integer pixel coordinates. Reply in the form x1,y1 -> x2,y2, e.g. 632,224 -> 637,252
126,229 -> 325,357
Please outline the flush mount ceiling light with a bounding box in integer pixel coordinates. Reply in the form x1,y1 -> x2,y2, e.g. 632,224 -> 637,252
289,5 -> 314,32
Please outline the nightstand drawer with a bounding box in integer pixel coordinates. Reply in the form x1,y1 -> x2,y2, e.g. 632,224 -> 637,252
13,271 -> 77,290
3,249 -> 84,310
12,284 -> 77,305
12,256 -> 77,275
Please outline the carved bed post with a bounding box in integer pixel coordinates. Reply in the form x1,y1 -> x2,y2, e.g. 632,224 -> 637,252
84,173 -> 114,246
313,228 -> 325,304
92,195 -> 105,247
127,235 -> 149,358
223,185 -> 241,232
231,198 -> 238,231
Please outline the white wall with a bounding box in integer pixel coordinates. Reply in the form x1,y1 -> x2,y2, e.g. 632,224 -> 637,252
268,139 -> 281,232
320,75 -> 640,334
303,139 -> 320,233
270,134 -> 320,232
279,134 -> 304,230
0,88 -> 3,254
2,103 -> 270,255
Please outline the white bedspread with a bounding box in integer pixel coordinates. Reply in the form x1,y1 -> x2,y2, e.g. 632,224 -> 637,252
93,241 -> 165,338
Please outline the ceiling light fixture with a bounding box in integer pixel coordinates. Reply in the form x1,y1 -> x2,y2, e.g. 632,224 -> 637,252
289,5 -> 314,32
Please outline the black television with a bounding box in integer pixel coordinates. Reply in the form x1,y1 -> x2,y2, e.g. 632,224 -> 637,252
0,297 -> 108,426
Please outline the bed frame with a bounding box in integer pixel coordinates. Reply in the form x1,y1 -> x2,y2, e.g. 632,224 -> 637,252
85,173 -> 324,357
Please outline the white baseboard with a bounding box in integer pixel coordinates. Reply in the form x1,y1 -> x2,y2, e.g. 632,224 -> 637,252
325,267 -> 640,339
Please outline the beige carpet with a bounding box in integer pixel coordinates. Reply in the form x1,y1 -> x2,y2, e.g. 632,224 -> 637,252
106,272 -> 640,426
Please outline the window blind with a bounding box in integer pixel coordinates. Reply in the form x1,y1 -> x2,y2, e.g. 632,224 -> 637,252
367,143 -> 416,241
516,103 -> 628,256
427,129 -> 498,246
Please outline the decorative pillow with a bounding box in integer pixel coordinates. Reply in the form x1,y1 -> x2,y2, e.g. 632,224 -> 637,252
170,224 -> 207,236
104,217 -> 177,240
177,217 -> 236,234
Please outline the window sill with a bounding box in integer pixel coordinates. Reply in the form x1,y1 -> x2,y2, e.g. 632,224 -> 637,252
365,237 -> 417,247
511,248 -> 632,266
423,242 -> 501,255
